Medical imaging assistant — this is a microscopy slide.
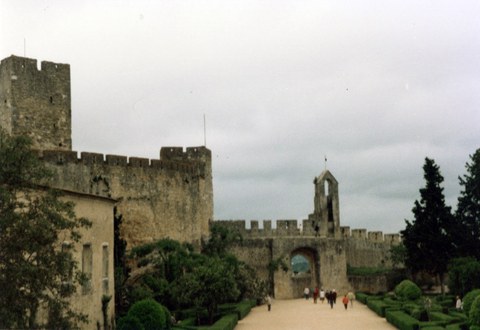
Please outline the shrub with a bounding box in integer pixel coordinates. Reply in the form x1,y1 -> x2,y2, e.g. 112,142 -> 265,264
463,289 -> 480,317
445,323 -> 468,330
395,280 -> 422,301
470,295 -> 480,328
386,310 -> 419,330
368,299 -> 388,317
117,314 -> 144,330
355,292 -> 370,304
207,313 -> 238,330
127,299 -> 168,330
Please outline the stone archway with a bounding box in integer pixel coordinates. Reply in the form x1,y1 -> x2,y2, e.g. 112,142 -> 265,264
274,246 -> 321,299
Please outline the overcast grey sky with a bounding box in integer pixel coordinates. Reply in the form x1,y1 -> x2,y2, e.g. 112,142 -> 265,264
1,1 -> 479,233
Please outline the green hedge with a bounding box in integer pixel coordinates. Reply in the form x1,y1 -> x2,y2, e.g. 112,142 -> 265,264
418,326 -> 444,330
368,299 -> 388,317
445,323 -> 467,330
198,314 -> 238,330
429,311 -> 455,324
234,300 -> 256,320
386,310 -> 420,330
356,292 -> 370,304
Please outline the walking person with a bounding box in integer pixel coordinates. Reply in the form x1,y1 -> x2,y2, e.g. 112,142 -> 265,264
266,294 -> 272,311
313,286 -> 319,304
304,287 -> 310,300
326,291 -> 334,309
342,294 -> 349,310
347,291 -> 355,308
332,289 -> 337,305
320,288 -> 325,304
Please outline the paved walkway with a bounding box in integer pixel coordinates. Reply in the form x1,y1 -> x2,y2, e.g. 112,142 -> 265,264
235,298 -> 396,330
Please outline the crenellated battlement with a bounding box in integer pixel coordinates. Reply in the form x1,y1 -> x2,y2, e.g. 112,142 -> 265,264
0,55 -> 70,76
1,55 -> 72,151
40,146 -> 209,176
214,220 -> 401,244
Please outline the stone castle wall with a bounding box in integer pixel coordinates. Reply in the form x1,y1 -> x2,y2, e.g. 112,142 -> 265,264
214,219 -> 400,296
0,55 -> 72,150
41,147 -> 213,249
0,55 -> 213,250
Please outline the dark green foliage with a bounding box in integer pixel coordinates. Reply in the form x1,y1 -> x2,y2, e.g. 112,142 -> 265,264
386,310 -> 419,330
117,314 -> 144,330
368,299 -> 389,317
202,223 -> 242,256
463,289 -> 480,317
171,255 -> 240,325
355,292 -> 370,304
205,313 -> 238,330
127,299 -> 168,330
469,295 -> 480,327
402,158 -> 455,293
0,131 -> 90,329
429,311 -> 455,323
347,265 -> 391,276
448,257 -> 480,296
395,280 -> 422,301
389,244 -> 408,269
455,149 -> 480,259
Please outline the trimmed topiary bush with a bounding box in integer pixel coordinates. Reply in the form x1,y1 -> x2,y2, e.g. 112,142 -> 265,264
463,289 -> 480,317
127,298 -> 168,330
116,314 -> 144,330
395,280 -> 422,301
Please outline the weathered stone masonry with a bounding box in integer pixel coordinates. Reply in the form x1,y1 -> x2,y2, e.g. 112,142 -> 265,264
214,170 -> 401,298
0,55 -> 213,250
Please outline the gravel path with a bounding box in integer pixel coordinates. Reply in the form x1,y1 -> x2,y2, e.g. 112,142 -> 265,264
235,298 -> 397,329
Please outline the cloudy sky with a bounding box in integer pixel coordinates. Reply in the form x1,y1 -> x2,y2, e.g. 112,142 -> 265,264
1,1 -> 479,233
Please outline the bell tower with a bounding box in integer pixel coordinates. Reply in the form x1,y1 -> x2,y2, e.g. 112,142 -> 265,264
308,170 -> 341,238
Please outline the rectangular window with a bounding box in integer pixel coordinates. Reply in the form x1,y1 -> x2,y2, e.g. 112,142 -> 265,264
102,243 -> 109,294
82,243 -> 93,295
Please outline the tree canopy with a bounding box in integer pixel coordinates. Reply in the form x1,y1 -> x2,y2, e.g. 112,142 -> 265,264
455,148 -> 480,259
0,131 -> 90,329
401,157 -> 454,291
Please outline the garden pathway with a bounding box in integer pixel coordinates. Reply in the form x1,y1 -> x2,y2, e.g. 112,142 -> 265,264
235,298 -> 396,329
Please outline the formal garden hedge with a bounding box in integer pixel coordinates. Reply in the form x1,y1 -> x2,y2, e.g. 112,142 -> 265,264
359,290 -> 474,330
172,300 -> 256,330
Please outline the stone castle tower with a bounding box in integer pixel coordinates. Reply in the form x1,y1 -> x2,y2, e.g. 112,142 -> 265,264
0,55 -> 213,249
308,170 -> 341,238
0,55 -> 72,150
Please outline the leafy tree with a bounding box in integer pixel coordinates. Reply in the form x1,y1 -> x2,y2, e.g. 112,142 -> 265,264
0,131 -> 91,328
455,148 -> 480,259
202,223 -> 242,256
401,158 -> 454,293
171,255 -> 240,325
448,257 -> 480,296
388,243 -> 407,270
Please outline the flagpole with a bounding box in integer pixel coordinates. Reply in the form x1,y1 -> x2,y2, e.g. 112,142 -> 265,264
203,114 -> 206,147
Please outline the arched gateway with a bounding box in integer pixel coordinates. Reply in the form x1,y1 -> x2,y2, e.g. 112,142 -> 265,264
214,170 -> 401,298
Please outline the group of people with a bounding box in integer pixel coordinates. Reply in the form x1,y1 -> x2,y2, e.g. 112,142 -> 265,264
303,287 -> 356,310
265,288 -> 356,311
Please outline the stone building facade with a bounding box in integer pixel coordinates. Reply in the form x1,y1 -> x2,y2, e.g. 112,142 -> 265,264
214,170 -> 401,298
0,55 -> 213,326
